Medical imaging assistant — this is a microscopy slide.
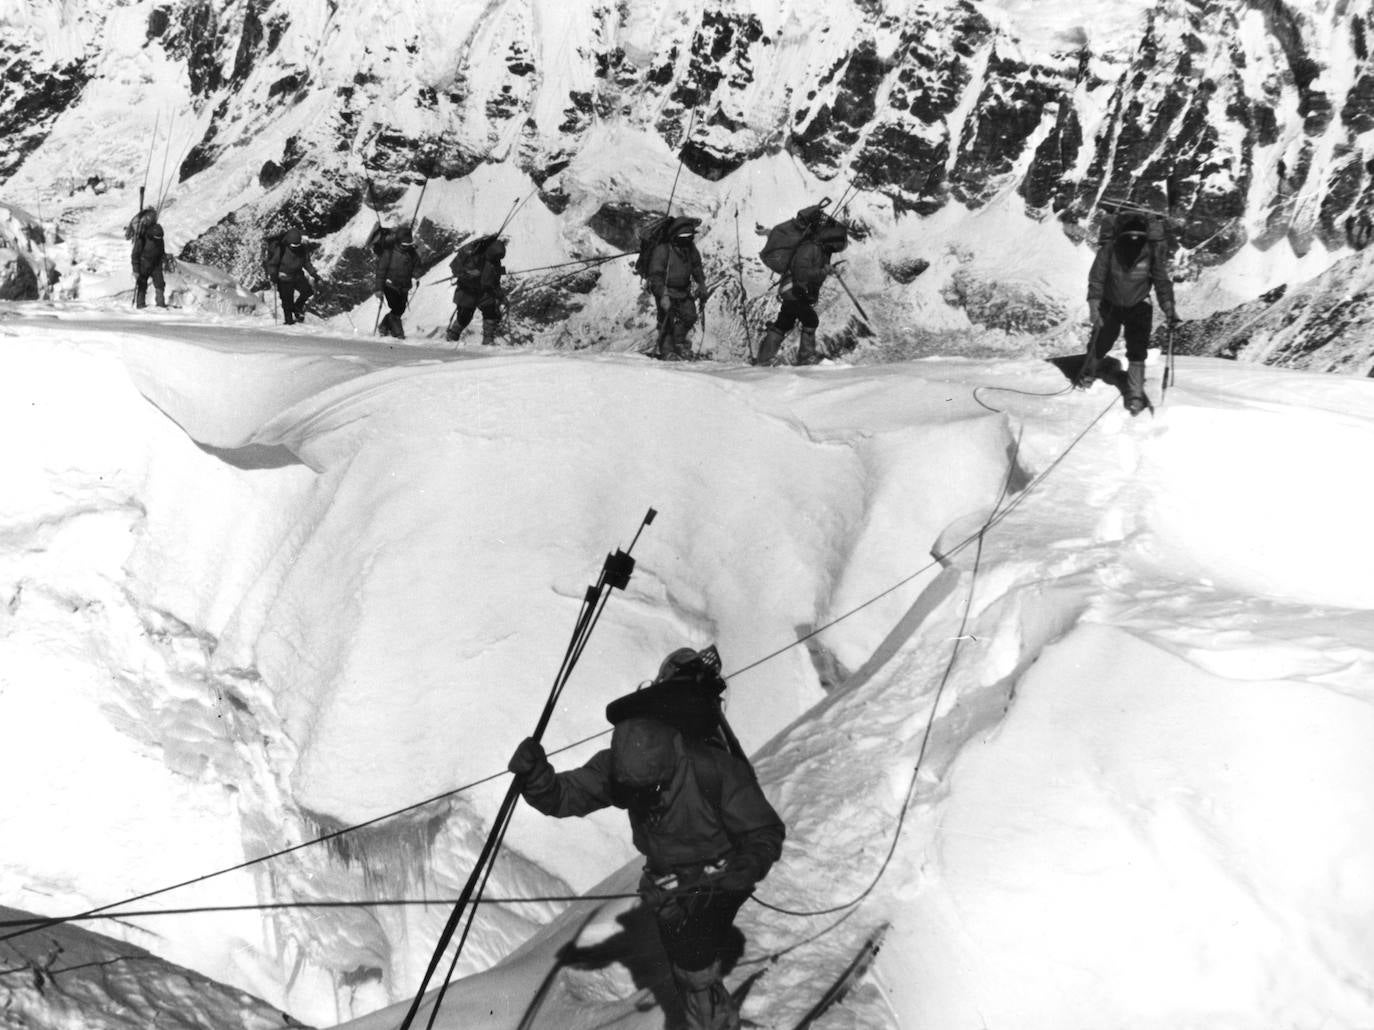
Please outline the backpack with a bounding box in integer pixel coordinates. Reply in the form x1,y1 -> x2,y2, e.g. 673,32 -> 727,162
125,207 -> 158,241
633,215 -> 676,279
261,232 -> 285,275
1097,208 -> 1166,245
450,233 -> 498,286
604,644 -> 753,806
759,203 -> 833,273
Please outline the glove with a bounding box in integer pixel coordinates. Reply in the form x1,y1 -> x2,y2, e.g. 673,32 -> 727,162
658,294 -> 671,313
707,854 -> 762,895
640,873 -> 687,929
1164,307 -> 1180,325
1089,306 -> 1104,331
507,737 -> 546,778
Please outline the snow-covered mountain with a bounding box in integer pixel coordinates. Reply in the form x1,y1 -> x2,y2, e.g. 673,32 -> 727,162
4,0 -> 1374,362
6,2 -> 1374,1028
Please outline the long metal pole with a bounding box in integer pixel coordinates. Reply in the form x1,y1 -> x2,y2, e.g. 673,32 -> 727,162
395,510 -> 656,1030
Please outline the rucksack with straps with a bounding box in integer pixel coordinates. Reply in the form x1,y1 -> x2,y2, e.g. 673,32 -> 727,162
1097,208 -> 1167,245
261,232 -> 285,276
633,215 -> 676,280
451,233 -> 498,287
604,645 -> 753,806
759,203 -> 835,273
125,207 -> 158,241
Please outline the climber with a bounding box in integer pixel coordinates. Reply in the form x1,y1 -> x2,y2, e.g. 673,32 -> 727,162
130,212 -> 167,310
756,209 -> 848,366
1082,211 -> 1177,415
446,235 -> 507,345
508,647 -> 785,1030
263,226 -> 321,325
369,223 -> 421,338
647,216 -> 708,360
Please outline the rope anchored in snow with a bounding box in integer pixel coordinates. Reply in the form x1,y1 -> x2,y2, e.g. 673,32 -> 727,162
747,429 -> 1024,921
0,728 -> 612,946
6,397 -> 1117,969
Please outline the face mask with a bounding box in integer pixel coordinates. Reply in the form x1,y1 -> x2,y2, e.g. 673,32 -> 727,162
619,779 -> 669,811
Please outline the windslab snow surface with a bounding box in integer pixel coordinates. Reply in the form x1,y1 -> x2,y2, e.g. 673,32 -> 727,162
1,303 -> 1373,1028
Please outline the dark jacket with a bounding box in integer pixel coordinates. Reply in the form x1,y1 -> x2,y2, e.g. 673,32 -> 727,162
521,741 -> 785,878
478,254 -> 504,298
265,241 -> 316,287
648,242 -> 706,300
372,228 -> 420,290
781,239 -> 830,302
273,242 -> 318,282
131,230 -> 165,275
1088,236 -> 1174,313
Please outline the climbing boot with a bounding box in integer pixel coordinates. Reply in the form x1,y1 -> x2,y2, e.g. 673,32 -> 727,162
794,327 -> 821,365
671,961 -> 740,1030
481,318 -> 500,346
671,318 -> 694,361
1125,360 -> 1148,416
754,326 -> 785,367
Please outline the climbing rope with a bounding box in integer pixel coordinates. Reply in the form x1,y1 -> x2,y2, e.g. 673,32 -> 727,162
972,380 -> 1075,413
747,427 -> 1022,920
0,893 -> 642,933
7,394 -> 1118,949
0,729 -> 610,945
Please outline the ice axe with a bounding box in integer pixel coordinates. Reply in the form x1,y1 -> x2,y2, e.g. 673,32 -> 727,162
1162,321 -> 1177,402
831,269 -> 872,328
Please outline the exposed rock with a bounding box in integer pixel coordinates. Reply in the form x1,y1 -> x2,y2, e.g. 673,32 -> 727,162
1020,102 -> 1084,212
1318,144 -> 1367,251
846,4 -> 993,212
941,267 -> 1066,332
586,203 -> 656,252
0,50 -> 90,181
1342,72 -> 1374,132
793,39 -> 889,176
881,255 -> 930,284
0,247 -> 39,300
950,53 -> 1066,207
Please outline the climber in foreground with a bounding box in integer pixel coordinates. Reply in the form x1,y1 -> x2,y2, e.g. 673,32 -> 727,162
1082,210 -> 1177,414
508,646 -> 785,1030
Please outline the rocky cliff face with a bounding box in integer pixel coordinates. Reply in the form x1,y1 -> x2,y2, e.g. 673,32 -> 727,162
6,0 -> 1374,358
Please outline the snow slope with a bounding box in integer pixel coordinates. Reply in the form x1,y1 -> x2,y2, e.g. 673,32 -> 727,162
3,301 -> 1374,1028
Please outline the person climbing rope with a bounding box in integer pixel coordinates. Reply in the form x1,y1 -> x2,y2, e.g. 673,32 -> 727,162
508,647 -> 785,1030
1082,211 -> 1177,415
